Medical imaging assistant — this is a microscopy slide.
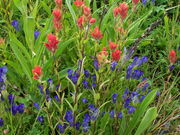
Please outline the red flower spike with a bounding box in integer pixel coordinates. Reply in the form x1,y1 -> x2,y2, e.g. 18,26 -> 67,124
74,0 -> 84,7
113,7 -> 120,17
55,0 -> 62,8
32,66 -> 42,80
102,47 -> 107,51
112,49 -> 122,61
109,41 -> 118,50
169,50 -> 177,64
132,0 -> 139,4
91,26 -> 103,40
44,34 -> 59,53
77,16 -> 84,28
119,2 -> 129,20
83,6 -> 91,17
89,18 -> 96,24
53,9 -> 61,21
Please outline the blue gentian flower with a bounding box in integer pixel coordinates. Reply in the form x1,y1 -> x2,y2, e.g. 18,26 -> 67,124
34,102 -> 40,110
38,85 -> 44,94
75,122 -> 81,130
91,74 -> 96,81
118,112 -> 123,119
84,70 -> 90,78
54,95 -> 60,102
67,69 -> 73,78
91,108 -> 99,121
112,93 -> 118,103
126,68 -> 132,79
8,94 -> 14,104
124,97 -> 131,108
109,110 -> 115,118
111,61 -> 118,71
34,31 -> 40,40
57,124 -> 65,133
142,0 -> 147,5
82,80 -> 89,89
169,65 -> 175,71
156,91 -> 160,96
64,110 -> 74,125
11,104 -> 18,115
38,116 -> 44,123
88,104 -> 95,111
17,104 -> 24,114
127,106 -> 136,114
122,89 -> 130,99
71,75 -> 78,84
142,82 -> 149,91
0,118 -> 4,127
11,20 -> 19,31
139,95 -> 145,102
92,83 -> 97,89
94,59 -> 99,71
82,98 -> 88,103
82,113 -> 91,132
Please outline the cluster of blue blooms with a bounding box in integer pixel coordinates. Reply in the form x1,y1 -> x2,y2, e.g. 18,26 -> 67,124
8,94 -> 25,115
126,56 -> 148,79
0,66 -> 8,101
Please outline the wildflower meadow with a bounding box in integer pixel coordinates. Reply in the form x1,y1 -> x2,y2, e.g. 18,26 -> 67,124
0,0 -> 179,135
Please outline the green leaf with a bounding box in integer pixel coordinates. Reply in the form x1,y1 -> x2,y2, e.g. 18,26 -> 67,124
100,113 -> 110,130
9,33 -> 32,83
135,107 -> 158,135
23,16 -> 35,52
125,89 -> 157,134
31,0 -> 39,18
66,0 -> 77,26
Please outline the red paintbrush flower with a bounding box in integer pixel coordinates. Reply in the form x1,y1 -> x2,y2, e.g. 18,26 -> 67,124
109,41 -> 118,50
119,2 -> 129,20
132,0 -> 139,4
32,66 -> 42,80
74,0 -> 84,7
77,16 -> 85,28
169,50 -> 177,64
44,34 -> 59,53
55,0 -> 62,8
89,18 -> 96,24
83,6 -> 91,17
91,26 -> 103,40
112,49 -> 122,61
113,7 -> 120,17
53,9 -> 62,21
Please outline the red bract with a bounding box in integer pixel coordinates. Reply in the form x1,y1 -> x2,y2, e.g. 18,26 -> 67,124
91,26 -> 103,40
113,7 -> 119,17
112,49 -> 122,61
83,6 -> 91,17
53,9 -> 61,21
55,0 -> 62,8
44,34 -> 59,53
169,50 -> 177,64
77,16 -> 84,28
109,41 -> 118,50
32,66 -> 42,80
74,0 -> 84,7
132,0 -> 139,4
89,18 -> 96,24
119,2 -> 129,20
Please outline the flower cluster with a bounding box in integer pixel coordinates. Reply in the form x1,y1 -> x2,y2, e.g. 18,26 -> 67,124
91,26 -> 103,40
32,66 -> 42,80
75,1 -> 96,29
44,33 -> 59,53
53,0 -> 63,32
126,56 -> 148,79
114,2 -> 129,20
67,69 -> 80,85
82,70 -> 97,89
0,118 -> 4,127
8,94 -> 25,115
